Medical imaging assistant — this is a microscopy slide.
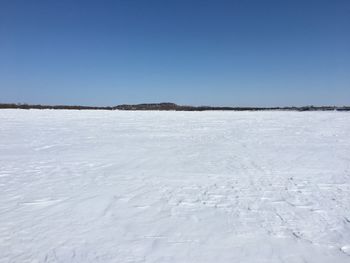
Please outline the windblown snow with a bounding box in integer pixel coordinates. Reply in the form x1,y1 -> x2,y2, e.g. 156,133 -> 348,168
1,110 -> 350,263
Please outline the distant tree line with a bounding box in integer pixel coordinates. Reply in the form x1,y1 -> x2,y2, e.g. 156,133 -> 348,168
1,103 -> 349,111
0,103 -> 113,110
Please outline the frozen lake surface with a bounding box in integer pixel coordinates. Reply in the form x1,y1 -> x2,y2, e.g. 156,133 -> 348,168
1,110 -> 350,263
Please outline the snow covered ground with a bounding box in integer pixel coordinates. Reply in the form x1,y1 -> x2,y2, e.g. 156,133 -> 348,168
1,109 -> 350,263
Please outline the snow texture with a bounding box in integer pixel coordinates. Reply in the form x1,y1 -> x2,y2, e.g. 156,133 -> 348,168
1,110 -> 350,263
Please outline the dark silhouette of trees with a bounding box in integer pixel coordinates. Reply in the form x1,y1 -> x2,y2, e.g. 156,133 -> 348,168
0,103 -> 349,111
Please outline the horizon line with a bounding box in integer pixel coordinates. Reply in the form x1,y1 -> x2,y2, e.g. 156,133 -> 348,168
1,102 -> 349,112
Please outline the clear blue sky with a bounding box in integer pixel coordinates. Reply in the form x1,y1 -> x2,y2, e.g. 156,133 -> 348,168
1,0 -> 349,106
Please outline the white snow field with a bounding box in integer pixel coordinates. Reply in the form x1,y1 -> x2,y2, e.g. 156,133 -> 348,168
1,110 -> 350,263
